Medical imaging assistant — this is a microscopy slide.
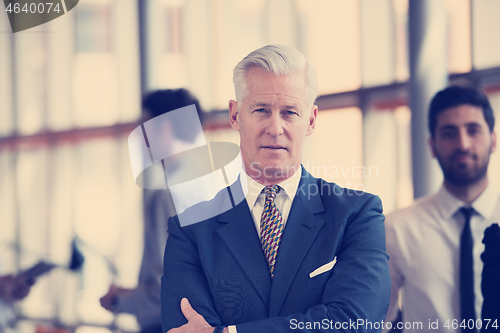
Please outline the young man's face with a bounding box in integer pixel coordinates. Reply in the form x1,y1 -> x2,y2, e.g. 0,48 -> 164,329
229,67 -> 317,185
430,104 -> 496,185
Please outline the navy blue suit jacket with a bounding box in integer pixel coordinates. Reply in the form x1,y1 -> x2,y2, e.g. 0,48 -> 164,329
161,167 -> 390,332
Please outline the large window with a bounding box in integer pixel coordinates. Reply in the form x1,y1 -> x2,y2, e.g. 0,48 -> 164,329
2,0 -> 500,332
0,0 -> 142,331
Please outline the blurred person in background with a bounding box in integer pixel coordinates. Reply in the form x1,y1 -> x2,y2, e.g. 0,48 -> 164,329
100,89 -> 204,333
0,271 -> 34,330
385,86 -> 500,333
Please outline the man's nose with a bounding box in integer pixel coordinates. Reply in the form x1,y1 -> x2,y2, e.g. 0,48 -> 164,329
266,112 -> 284,136
457,128 -> 472,150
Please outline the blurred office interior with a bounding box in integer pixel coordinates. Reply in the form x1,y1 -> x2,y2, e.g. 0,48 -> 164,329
1,0 -> 500,332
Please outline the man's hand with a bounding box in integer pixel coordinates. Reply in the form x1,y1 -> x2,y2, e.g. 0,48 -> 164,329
99,284 -> 133,311
0,274 -> 34,302
167,298 -> 215,333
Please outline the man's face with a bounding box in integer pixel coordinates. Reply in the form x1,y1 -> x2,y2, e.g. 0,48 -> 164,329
430,104 -> 496,186
229,67 -> 317,184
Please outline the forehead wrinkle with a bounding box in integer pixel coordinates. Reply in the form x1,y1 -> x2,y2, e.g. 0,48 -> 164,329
250,102 -> 272,108
249,99 -> 302,109
246,69 -> 307,100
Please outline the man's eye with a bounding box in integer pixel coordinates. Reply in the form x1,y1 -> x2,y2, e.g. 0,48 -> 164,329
284,110 -> 298,116
254,108 -> 266,113
441,131 -> 455,138
468,127 -> 480,135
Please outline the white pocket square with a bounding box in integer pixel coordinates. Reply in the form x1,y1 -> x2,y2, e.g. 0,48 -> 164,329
309,257 -> 337,278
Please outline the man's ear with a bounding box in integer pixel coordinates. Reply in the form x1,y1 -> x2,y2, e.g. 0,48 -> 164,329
491,131 -> 497,153
429,137 -> 437,158
306,105 -> 318,136
229,100 -> 240,131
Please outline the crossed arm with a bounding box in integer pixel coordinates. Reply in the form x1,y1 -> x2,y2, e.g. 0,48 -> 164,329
166,298 -> 225,333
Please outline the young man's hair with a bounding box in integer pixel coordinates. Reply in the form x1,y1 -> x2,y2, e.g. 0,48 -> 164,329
142,89 -> 203,143
428,86 -> 495,138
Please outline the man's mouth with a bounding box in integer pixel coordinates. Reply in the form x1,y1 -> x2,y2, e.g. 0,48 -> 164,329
262,145 -> 286,150
451,152 -> 476,163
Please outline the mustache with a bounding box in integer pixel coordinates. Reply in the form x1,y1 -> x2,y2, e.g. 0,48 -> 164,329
450,150 -> 477,159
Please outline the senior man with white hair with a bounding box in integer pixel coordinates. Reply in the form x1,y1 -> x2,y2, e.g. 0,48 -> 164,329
161,45 -> 391,333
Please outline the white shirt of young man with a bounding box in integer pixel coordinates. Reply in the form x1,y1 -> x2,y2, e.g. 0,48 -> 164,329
385,183 -> 500,332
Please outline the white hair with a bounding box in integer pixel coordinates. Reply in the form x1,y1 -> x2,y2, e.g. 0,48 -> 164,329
233,45 -> 319,108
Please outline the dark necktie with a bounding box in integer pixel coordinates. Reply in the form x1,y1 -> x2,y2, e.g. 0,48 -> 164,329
259,186 -> 284,278
460,207 -> 476,332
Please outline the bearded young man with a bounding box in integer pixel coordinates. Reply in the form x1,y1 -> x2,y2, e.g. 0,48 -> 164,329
385,86 -> 500,333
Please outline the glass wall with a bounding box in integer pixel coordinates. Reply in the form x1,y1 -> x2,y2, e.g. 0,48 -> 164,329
0,0 -> 142,331
1,0 -> 500,331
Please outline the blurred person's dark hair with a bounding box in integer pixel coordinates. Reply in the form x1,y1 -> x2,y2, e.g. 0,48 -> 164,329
428,85 -> 495,138
142,89 -> 204,143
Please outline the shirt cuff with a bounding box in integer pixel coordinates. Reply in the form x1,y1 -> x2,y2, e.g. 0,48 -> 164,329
228,325 -> 237,333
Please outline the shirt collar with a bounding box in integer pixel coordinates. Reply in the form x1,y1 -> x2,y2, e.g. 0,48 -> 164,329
436,182 -> 498,220
242,166 -> 302,210
470,182 -> 498,220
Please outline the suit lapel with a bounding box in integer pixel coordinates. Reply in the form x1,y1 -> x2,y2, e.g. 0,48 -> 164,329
215,169 -> 326,316
216,185 -> 272,310
269,169 -> 325,316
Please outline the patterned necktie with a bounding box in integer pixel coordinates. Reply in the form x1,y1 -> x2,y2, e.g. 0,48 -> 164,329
260,185 -> 284,278
459,207 -> 476,332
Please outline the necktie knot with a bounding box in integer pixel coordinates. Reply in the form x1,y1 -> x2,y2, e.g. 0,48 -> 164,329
264,185 -> 280,203
460,207 -> 475,221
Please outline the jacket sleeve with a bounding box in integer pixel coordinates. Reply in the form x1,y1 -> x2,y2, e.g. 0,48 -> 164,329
382,213 -> 403,333
161,215 -> 222,331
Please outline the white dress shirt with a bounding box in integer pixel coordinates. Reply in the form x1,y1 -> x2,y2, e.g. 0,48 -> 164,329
227,167 -> 302,333
385,183 -> 500,332
242,167 -> 301,235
